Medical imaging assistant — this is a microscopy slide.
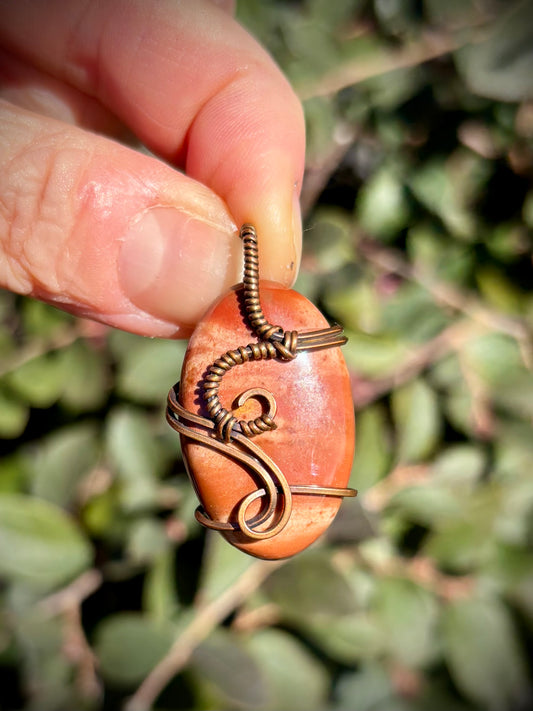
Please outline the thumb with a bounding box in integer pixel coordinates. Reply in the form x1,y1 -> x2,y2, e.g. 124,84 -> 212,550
0,103 -> 243,338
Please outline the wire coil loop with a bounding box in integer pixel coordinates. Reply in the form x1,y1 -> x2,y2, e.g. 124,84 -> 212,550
202,224 -> 345,443
167,224 -> 356,541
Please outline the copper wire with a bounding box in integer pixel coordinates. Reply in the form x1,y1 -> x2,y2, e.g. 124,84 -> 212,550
167,385 -> 356,540
166,224 -> 357,541
202,224 -> 347,442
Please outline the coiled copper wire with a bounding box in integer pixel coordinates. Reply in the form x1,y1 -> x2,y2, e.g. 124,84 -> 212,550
202,225 -> 299,441
168,224 -> 356,541
201,224 -> 347,443
167,384 -> 356,541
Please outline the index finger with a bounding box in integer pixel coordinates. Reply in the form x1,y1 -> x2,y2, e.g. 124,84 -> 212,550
0,0 -> 305,283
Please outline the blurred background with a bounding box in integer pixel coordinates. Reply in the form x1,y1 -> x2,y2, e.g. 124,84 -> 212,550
1,0 -> 533,709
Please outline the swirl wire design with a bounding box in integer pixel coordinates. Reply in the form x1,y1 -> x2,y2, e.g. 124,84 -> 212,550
167,224 -> 356,541
203,225 -> 346,442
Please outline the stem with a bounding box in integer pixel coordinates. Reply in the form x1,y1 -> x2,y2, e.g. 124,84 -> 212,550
125,559 -> 283,711
38,570 -> 103,703
0,326 -> 81,377
296,31 -> 464,100
351,318 -> 482,409
39,569 -> 102,616
359,240 -> 532,362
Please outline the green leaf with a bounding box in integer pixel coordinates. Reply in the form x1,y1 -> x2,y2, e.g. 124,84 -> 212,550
388,486 -> 462,527
306,612 -> 383,664
429,352 -> 463,390
263,553 -> 358,619
523,190 -> 533,228
454,0 -> 533,101
487,543 -> 533,587
323,271 -> 383,334
29,423 -> 100,507
143,550 -> 179,623
10,605 -> 76,710
82,489 -> 118,537
0,453 -> 28,494
490,372 -> 533,419
382,282 -> 449,342
432,445 -> 487,488
356,166 -> 410,240
493,421 -> 533,483
443,385 -> 476,437
494,477 -> 533,546
476,265 -> 524,314
4,352 -> 65,408
126,518 -> 169,563
334,664 -> 393,711
95,613 -> 174,686
407,224 -> 474,283
426,520 -> 493,572
105,407 -> 161,512
425,486 -> 502,571
0,387 -> 28,438
21,298 -> 73,337
303,208 -> 354,272
486,222 -> 530,262
443,597 -> 531,710
350,404 -> 391,492
246,628 -> 329,710
372,577 -> 439,668
116,338 -> 186,404
391,379 -> 441,463
0,494 -> 92,591
308,0 -> 364,31
304,96 -> 344,164
58,340 -> 108,412
197,532 -> 253,605
190,629 -> 267,710
363,66 -> 424,111
343,332 -> 410,378
409,160 -> 476,239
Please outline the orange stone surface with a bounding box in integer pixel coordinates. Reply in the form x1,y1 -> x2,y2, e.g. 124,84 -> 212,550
179,283 -> 355,559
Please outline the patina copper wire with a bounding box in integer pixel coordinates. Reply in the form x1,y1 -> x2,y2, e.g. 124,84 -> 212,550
166,224 -> 357,540
167,384 -> 356,540
202,224 -> 348,443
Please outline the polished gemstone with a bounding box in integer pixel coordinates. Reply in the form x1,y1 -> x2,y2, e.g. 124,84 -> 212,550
179,282 -> 355,559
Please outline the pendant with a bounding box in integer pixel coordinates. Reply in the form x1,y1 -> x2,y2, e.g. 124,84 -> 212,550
167,225 -> 356,559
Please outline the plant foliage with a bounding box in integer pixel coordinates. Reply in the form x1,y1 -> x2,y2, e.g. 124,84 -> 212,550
1,1 -> 533,709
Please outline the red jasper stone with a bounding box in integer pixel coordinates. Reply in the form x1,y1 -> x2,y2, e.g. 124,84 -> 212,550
179,283 -> 355,560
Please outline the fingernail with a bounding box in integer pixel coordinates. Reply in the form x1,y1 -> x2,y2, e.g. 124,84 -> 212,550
119,207 -> 240,328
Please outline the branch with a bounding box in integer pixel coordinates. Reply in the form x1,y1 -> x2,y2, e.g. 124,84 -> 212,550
301,124 -> 357,218
346,548 -> 475,602
351,318 -> 482,409
350,238 -> 532,409
0,326 -> 82,377
359,240 -> 532,362
296,31 -> 463,101
38,570 -> 103,703
125,559 -> 284,711
39,569 -> 103,616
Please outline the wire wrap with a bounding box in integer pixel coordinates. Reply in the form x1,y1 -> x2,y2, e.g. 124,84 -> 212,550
167,224 -> 356,541
202,224 -> 344,442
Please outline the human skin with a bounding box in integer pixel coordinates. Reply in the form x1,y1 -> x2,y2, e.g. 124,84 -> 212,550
0,0 -> 305,338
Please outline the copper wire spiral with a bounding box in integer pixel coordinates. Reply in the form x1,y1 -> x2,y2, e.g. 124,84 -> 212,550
167,384 -> 356,541
166,224 -> 356,540
202,224 -> 345,443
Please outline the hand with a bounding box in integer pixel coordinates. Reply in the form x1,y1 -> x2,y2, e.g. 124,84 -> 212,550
0,0 -> 305,337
